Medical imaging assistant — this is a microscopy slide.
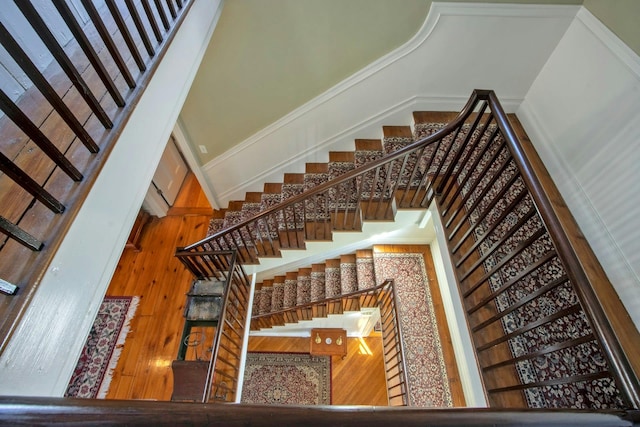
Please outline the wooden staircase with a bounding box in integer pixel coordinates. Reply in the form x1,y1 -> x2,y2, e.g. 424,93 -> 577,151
251,249 -> 378,331
176,90 -> 640,410
202,118 -> 444,265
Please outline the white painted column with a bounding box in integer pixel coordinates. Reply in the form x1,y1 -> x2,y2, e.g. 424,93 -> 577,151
0,0 -> 224,397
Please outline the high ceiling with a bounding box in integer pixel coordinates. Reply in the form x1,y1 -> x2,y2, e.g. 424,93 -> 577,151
178,0 -> 596,167
178,0 -> 430,163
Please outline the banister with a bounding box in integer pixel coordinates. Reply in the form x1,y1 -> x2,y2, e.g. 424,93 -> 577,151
180,89 -> 640,410
389,279 -> 411,406
0,396 -> 638,426
253,279 -> 410,406
182,90 -> 483,252
486,91 -> 640,408
202,250 -> 240,402
251,279 -> 393,320
0,0 -> 195,349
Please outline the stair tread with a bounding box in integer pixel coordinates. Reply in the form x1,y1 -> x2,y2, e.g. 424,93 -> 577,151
355,138 -> 383,151
329,151 -> 355,162
382,125 -> 413,138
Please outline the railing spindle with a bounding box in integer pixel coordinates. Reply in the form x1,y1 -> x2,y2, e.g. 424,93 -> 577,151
14,0 -> 113,128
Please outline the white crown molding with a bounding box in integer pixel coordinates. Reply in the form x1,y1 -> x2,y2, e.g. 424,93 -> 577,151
202,2 -> 579,173
517,4 -> 640,329
575,6 -> 640,77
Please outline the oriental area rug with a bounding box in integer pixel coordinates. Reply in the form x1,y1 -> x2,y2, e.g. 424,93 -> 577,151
65,296 -> 139,399
373,252 -> 453,407
241,352 -> 331,405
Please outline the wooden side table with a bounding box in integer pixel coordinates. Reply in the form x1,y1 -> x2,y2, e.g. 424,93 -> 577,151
310,328 -> 347,359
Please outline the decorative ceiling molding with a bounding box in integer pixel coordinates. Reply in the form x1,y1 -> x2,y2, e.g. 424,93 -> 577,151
200,3 -> 579,206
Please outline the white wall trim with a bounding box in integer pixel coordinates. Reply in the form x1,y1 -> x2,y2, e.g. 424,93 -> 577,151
198,2 -> 578,206
429,204 -> 487,408
0,0 -> 224,397
517,5 -> 640,329
173,119 -> 221,209
575,7 -> 640,78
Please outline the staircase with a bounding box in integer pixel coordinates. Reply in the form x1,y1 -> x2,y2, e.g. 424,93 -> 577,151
250,247 -> 419,407
176,90 -> 640,411
252,249 -> 378,330
203,121 -> 445,257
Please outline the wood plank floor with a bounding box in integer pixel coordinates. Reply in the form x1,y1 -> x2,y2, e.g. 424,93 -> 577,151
247,335 -> 388,406
103,175 -> 467,406
105,173 -> 212,401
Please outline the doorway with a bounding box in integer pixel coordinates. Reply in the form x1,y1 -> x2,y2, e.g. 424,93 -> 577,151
144,135 -> 189,216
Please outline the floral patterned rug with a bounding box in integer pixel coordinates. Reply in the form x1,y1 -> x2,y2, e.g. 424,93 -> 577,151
65,296 -> 139,398
241,352 -> 331,405
373,252 -> 453,407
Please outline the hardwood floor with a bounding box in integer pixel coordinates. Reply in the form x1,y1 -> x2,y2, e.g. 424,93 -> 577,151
103,175 -> 467,406
373,244 -> 466,407
105,173 -> 212,401
248,335 -> 388,406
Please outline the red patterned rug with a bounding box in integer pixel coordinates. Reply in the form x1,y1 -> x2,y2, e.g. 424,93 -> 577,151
373,252 -> 453,407
65,296 -> 139,398
241,352 -> 331,405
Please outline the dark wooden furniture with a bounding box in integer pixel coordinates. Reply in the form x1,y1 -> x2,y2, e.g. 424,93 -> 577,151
310,328 -> 347,358
177,278 -> 225,360
170,360 -> 209,402
125,210 -> 151,251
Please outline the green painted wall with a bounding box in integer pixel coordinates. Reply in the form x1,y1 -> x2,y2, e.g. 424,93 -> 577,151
180,0 -> 430,163
180,0 -> 639,164
583,0 -> 640,56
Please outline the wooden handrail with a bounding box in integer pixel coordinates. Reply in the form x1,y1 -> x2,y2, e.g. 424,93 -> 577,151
182,91 -> 482,252
486,91 -> 640,407
389,279 -> 410,405
175,249 -> 251,403
488,91 -> 640,408
253,279 -> 410,406
0,0 -> 194,350
0,396 -> 637,426
252,280 -> 392,319
181,89 -> 640,410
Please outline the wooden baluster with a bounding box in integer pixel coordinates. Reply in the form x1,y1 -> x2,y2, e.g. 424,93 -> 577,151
140,0 -> 163,43
0,215 -> 44,251
0,152 -> 65,214
124,0 -> 156,56
79,0 -> 136,89
52,0 -> 126,107
104,0 -> 147,72
165,0 -> 177,19
14,1 -> 113,128
0,90 -> 83,181
0,22 -> 99,152
152,0 -> 171,30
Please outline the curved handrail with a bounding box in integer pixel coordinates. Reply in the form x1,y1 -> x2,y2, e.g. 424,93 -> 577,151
179,89 -> 640,410
181,90 -> 484,252
253,279 -> 410,406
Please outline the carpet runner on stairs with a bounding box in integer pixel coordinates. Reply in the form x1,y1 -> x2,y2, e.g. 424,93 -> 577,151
202,112 -> 624,409
252,248 -> 453,408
